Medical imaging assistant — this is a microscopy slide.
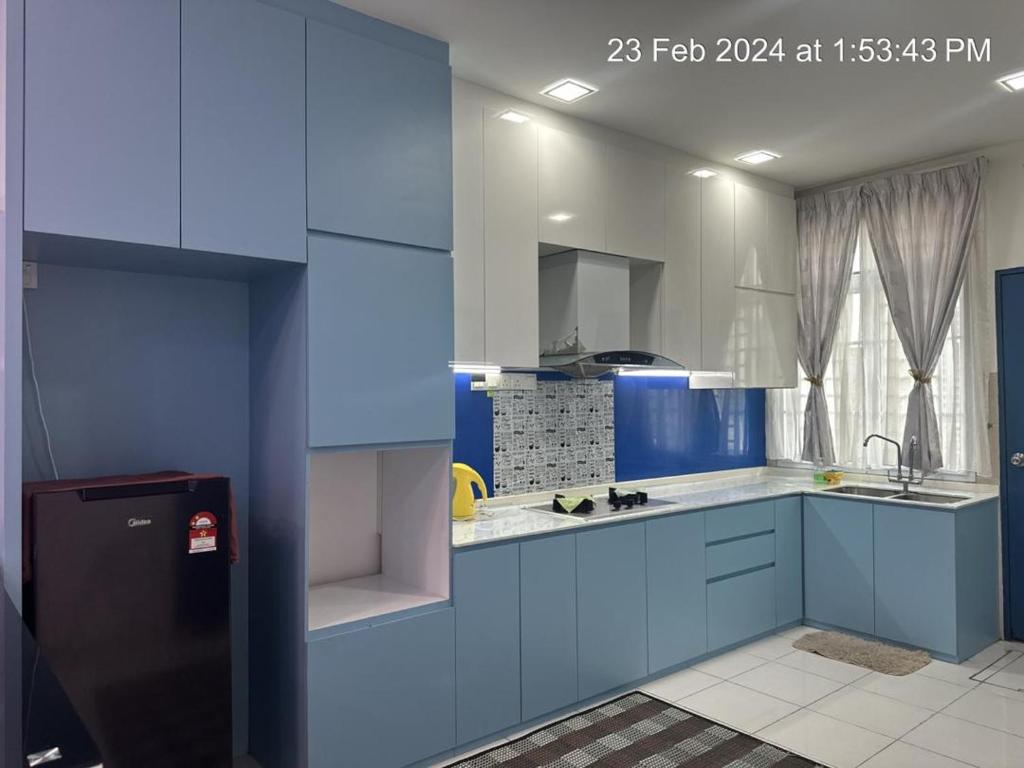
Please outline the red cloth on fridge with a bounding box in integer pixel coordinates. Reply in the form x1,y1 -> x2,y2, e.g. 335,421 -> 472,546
22,470 -> 240,583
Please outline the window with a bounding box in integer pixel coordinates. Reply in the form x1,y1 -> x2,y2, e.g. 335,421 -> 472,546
767,232 -> 984,476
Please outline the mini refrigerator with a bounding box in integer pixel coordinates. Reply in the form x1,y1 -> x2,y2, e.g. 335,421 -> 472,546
23,473 -> 234,768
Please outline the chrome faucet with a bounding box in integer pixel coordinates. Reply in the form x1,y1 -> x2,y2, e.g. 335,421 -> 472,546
863,433 -> 919,493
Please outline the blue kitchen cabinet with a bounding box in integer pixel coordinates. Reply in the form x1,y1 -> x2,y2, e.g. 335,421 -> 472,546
576,523 -> 648,700
705,500 -> 774,543
707,567 -> 776,651
307,234 -> 454,448
874,504 -> 957,656
453,544 -> 521,744
804,496 -> 875,635
520,535 -> 578,721
181,0 -> 306,262
24,0 -> 180,247
306,19 -> 453,251
775,497 -> 803,626
307,608 -> 456,768
646,512 -> 707,673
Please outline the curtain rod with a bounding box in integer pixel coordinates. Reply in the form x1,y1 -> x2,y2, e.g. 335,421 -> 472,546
796,151 -> 989,199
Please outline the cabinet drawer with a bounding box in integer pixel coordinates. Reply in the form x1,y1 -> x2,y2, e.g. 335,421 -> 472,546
708,566 -> 776,651
705,501 -> 774,543
707,533 -> 775,580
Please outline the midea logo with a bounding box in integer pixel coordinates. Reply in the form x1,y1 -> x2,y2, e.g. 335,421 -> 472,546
127,518 -> 153,528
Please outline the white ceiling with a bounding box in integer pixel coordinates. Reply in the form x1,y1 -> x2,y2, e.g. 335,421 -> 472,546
336,0 -> 1024,189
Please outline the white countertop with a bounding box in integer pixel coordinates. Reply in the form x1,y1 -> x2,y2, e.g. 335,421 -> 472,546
452,467 -> 999,548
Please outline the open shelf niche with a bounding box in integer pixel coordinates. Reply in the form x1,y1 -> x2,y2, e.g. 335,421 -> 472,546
306,443 -> 451,632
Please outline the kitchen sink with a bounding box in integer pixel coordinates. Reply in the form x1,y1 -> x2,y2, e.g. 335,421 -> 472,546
823,485 -> 900,498
889,491 -> 968,505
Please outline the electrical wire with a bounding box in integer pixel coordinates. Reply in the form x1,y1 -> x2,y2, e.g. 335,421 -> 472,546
23,301 -> 59,480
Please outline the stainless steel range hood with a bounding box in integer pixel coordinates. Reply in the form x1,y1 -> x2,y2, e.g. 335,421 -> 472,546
538,250 -> 688,379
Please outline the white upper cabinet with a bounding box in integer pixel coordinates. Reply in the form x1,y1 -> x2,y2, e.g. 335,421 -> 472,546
452,92 -> 486,363
700,175 -> 737,374
732,289 -> 798,388
484,112 -> 540,368
734,182 -> 797,294
538,126 -> 607,252
605,145 -> 666,262
662,165 -> 702,368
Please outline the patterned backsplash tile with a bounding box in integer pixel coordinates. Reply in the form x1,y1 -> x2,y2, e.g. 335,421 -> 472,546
492,380 -> 615,496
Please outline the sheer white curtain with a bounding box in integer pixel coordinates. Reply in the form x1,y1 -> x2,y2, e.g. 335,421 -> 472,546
768,223 -> 991,476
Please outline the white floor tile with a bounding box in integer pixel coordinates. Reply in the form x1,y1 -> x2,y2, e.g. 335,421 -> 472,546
777,625 -> 818,642
809,686 -> 932,738
860,741 -> 973,768
983,654 -> 1024,692
742,634 -> 800,660
917,658 -> 985,689
775,649 -> 872,684
944,685 -> 1024,738
756,710 -> 892,768
853,670 -> 971,711
677,680 -> 798,734
978,681 -> 1024,703
732,661 -> 844,706
693,649 -> 768,679
640,668 -> 719,702
903,713 -> 1024,768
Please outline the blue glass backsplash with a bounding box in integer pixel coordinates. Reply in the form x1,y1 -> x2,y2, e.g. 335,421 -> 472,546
453,373 -> 765,494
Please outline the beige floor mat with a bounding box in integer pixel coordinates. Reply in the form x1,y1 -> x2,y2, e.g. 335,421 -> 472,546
793,630 -> 931,676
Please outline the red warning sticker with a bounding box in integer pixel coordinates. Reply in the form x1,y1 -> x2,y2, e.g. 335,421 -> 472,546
188,511 -> 218,555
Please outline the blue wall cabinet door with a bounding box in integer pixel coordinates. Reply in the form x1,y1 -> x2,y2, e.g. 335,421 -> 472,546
454,545 -> 521,745
577,523 -> 648,699
775,497 -> 803,627
306,20 -> 453,251
874,504 -> 957,656
646,513 -> 707,673
307,234 -> 454,447
181,0 -> 306,262
707,567 -> 776,651
25,0 -> 180,246
521,535 -> 578,721
804,497 -> 875,635
307,608 -> 456,768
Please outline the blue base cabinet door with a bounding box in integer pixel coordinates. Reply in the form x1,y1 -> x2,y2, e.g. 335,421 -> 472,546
521,535 -> 578,721
307,608 -> 456,768
707,567 -> 776,651
577,523 -> 648,699
775,498 -> 803,626
874,504 -> 957,656
307,234 -> 454,447
25,0 -> 180,246
646,513 -> 707,672
804,497 -> 875,635
306,19 -> 452,250
454,545 -> 521,745
181,0 -> 306,262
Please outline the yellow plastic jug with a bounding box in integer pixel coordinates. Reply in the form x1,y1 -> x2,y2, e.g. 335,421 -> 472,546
452,463 -> 487,520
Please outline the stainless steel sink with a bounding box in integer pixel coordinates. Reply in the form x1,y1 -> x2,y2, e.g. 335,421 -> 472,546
823,485 -> 900,498
889,491 -> 968,505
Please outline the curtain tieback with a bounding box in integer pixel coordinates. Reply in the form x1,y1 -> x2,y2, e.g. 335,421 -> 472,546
805,375 -> 824,386
909,368 -> 932,384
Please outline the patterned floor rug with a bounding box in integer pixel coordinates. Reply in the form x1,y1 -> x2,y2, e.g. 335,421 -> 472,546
450,691 -> 825,767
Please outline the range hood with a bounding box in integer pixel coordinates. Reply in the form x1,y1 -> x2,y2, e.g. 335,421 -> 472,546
538,250 -> 687,379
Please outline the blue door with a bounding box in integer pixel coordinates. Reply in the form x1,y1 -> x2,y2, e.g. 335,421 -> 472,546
997,269 -> 1024,640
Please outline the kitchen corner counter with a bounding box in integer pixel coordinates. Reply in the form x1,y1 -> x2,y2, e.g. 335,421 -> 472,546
452,470 -> 999,548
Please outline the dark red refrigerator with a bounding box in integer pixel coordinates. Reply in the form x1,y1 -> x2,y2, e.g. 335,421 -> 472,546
23,473 -> 235,768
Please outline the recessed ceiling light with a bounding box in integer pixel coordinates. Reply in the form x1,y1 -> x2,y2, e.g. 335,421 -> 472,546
547,212 -> 574,222
997,71 -> 1024,92
689,168 -> 719,179
735,150 -> 781,165
497,108 -> 531,123
540,78 -> 598,103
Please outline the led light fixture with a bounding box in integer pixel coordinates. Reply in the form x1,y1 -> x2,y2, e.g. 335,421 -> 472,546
735,149 -> 781,165
541,78 -> 598,103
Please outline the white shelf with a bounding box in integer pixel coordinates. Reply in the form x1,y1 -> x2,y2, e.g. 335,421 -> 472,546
308,574 -> 447,632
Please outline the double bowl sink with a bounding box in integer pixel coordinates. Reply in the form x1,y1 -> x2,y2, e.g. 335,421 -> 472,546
824,485 -> 968,505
